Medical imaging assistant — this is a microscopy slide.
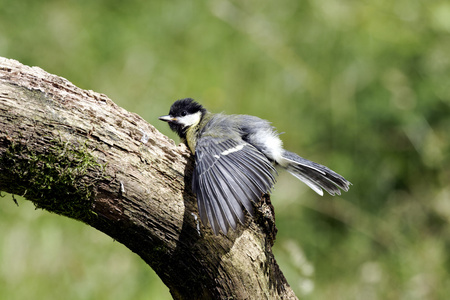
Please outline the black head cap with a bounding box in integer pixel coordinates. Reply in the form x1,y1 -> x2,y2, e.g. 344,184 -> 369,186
159,98 -> 206,138
169,98 -> 205,117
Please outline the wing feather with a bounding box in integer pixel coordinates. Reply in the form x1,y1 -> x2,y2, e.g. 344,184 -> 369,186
212,153 -> 257,217
212,160 -> 246,222
192,135 -> 276,235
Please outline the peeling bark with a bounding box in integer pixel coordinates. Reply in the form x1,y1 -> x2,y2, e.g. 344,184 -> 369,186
0,57 -> 297,300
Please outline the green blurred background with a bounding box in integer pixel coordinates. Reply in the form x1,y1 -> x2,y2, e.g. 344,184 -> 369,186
1,0 -> 450,299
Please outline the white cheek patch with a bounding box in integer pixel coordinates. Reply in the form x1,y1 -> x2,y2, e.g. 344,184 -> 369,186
177,111 -> 202,128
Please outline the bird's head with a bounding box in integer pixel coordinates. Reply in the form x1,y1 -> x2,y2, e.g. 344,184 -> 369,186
159,98 -> 206,139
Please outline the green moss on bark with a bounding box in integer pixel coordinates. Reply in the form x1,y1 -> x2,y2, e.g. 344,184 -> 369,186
0,137 -> 105,223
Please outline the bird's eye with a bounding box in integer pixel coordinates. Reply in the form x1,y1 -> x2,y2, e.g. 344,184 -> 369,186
181,111 -> 187,116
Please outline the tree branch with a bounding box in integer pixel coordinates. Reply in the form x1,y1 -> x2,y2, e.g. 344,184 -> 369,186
0,57 -> 297,299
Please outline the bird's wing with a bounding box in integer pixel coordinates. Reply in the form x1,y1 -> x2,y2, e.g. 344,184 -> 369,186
192,136 -> 276,235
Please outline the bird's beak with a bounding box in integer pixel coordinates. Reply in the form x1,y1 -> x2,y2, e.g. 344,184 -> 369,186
159,115 -> 176,123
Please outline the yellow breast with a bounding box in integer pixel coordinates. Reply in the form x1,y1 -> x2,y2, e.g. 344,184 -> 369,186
186,125 -> 198,154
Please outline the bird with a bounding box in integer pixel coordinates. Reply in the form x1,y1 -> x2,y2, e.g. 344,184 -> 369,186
159,98 -> 351,235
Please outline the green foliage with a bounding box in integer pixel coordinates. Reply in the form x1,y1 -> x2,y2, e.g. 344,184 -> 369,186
1,0 -> 449,299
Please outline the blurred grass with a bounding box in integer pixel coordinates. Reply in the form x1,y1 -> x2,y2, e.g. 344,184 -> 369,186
1,0 -> 449,299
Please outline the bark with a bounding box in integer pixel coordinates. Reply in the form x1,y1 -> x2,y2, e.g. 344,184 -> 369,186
0,57 -> 297,299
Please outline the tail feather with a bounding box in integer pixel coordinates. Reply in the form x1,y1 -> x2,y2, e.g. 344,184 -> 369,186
282,151 -> 351,196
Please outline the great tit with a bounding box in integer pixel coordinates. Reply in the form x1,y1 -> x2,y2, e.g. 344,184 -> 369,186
159,98 -> 350,235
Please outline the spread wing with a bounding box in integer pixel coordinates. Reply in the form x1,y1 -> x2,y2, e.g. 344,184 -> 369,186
192,136 -> 277,235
